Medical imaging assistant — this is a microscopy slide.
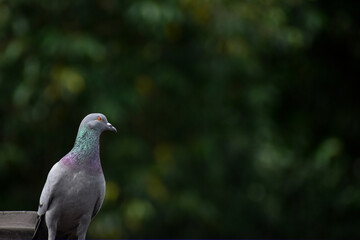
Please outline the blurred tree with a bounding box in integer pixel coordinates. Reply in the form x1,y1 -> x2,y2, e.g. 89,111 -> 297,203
0,0 -> 360,238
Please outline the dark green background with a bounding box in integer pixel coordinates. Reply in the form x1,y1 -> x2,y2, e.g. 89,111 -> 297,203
1,0 -> 360,238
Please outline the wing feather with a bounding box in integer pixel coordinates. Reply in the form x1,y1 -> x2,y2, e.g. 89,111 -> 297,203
37,162 -> 63,216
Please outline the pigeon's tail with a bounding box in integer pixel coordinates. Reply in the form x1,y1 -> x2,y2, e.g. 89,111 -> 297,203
32,214 -> 48,240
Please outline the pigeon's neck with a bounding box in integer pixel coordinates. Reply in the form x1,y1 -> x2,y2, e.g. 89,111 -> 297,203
62,126 -> 102,173
73,127 -> 100,156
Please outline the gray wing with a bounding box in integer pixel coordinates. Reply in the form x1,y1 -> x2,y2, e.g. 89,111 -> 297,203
37,162 -> 63,216
33,162 -> 64,239
91,178 -> 106,219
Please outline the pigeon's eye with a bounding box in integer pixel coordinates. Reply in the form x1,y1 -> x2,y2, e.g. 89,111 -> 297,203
98,116 -> 103,121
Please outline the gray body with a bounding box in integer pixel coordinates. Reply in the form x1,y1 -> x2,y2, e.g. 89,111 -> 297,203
33,113 -> 116,240
39,161 -> 105,239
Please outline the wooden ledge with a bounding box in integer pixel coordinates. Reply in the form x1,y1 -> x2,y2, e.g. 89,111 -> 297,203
0,211 -> 37,239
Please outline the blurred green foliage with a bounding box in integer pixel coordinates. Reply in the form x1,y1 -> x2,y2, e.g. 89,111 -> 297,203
0,0 -> 360,238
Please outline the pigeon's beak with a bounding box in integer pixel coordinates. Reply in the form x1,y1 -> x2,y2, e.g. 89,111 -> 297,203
107,122 -> 117,133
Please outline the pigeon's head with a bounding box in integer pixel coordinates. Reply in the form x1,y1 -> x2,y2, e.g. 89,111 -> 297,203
80,113 -> 117,133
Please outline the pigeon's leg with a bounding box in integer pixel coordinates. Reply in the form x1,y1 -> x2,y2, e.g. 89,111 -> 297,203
77,217 -> 91,240
47,222 -> 57,240
78,232 -> 87,240
45,212 -> 58,240
48,229 -> 56,240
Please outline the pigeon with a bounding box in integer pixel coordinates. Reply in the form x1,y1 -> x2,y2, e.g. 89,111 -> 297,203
32,113 -> 117,240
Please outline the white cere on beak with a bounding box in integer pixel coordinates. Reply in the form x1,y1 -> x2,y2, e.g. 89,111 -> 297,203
106,122 -> 117,132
